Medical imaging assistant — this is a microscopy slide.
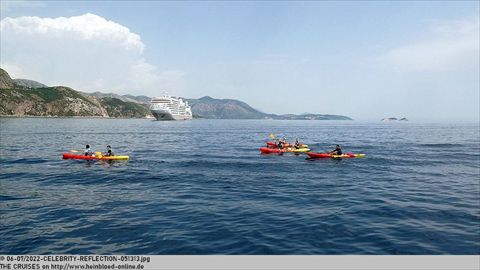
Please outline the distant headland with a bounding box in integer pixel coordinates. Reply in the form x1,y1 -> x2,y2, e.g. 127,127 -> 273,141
0,68 -> 352,120
381,117 -> 409,122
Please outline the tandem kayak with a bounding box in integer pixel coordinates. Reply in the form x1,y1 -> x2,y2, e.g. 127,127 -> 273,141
266,142 -> 309,148
307,152 -> 365,158
260,147 -> 310,154
62,153 -> 129,160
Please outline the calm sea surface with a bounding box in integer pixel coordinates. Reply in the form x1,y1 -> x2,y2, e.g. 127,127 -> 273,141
1,118 -> 479,254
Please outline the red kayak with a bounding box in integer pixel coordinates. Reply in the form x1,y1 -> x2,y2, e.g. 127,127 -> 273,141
306,153 -> 333,158
307,152 -> 365,158
260,147 -> 286,154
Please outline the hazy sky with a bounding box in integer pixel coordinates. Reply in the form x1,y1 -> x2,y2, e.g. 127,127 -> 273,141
1,1 -> 479,121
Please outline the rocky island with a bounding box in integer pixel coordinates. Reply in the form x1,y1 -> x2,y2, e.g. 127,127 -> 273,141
381,117 -> 409,121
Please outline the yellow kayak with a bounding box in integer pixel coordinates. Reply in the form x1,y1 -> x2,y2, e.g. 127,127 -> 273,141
62,153 -> 129,160
287,148 -> 311,153
98,155 -> 130,160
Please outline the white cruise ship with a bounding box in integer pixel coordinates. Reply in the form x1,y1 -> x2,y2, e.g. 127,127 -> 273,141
150,95 -> 193,120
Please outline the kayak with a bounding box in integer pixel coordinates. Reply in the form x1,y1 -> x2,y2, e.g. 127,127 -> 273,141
307,152 -> 366,158
266,142 -> 309,148
260,147 -> 286,154
62,153 -> 129,160
307,152 -> 365,158
289,148 -> 311,153
260,147 -> 310,154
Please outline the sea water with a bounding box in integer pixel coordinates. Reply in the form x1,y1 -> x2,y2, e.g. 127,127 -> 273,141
0,118 -> 479,254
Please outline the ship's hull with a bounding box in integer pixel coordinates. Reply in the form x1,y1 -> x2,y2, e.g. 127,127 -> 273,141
151,109 -> 192,121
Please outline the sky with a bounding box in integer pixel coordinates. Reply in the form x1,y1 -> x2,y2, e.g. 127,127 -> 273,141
1,1 -> 479,121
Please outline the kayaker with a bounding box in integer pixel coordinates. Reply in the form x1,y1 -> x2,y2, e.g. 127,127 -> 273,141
278,140 -> 284,149
294,138 -> 300,149
84,144 -> 93,156
104,145 -> 114,156
274,138 -> 280,147
329,145 -> 342,155
281,137 -> 288,147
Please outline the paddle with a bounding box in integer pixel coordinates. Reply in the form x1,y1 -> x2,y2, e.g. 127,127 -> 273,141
70,150 -> 80,153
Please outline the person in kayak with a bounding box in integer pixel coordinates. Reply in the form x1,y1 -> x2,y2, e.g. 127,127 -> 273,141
104,145 -> 114,156
277,140 -> 284,149
84,144 -> 93,156
273,138 -> 280,148
294,138 -> 300,149
329,145 -> 342,155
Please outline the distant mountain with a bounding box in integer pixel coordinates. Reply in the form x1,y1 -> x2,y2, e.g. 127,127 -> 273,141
0,68 -> 353,120
182,96 -> 352,120
181,97 -> 352,120
185,96 -> 265,119
13,79 -> 47,89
